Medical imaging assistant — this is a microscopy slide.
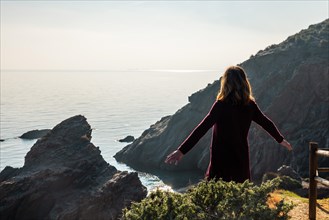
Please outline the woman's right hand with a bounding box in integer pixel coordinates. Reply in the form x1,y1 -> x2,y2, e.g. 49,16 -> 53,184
280,139 -> 293,151
165,150 -> 183,165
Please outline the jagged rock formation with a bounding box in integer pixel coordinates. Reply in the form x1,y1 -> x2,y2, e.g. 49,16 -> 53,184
20,129 -> 51,139
115,19 -> 329,184
0,115 -> 147,220
277,165 -> 302,182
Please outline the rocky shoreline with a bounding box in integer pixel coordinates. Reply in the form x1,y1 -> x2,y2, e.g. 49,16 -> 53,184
115,19 -> 329,183
1,19 -> 328,220
0,115 -> 146,220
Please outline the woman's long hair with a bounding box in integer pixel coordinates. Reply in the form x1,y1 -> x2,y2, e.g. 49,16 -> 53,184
217,66 -> 254,105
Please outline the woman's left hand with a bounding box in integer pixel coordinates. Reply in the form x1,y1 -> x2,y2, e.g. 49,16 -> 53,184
165,150 -> 183,165
280,139 -> 293,151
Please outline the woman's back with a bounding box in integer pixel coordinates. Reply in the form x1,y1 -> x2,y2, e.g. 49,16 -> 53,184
214,100 -> 254,145
165,66 -> 292,183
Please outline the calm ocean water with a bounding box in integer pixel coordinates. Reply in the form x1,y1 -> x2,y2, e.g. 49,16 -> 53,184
0,70 -> 220,190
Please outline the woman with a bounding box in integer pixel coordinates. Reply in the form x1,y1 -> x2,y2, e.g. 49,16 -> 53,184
165,66 -> 292,183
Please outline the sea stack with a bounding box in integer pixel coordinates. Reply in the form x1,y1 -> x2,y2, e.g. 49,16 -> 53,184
0,115 -> 147,220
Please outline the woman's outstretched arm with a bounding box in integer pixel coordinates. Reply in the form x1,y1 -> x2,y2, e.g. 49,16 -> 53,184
252,101 -> 292,151
165,149 -> 183,165
165,101 -> 220,165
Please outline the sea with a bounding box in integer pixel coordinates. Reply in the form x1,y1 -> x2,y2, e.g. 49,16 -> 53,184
0,70 -> 220,191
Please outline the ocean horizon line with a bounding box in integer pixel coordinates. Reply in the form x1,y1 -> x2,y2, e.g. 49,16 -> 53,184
1,69 -> 220,73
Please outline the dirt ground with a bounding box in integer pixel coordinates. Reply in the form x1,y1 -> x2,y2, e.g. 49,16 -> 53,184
270,190 -> 329,220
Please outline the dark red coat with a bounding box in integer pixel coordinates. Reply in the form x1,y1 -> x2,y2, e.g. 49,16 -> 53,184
178,100 -> 284,183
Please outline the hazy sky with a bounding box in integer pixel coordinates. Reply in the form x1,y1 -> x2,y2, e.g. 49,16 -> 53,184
1,1 -> 328,71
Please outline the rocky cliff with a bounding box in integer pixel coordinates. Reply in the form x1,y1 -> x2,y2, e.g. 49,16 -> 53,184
0,115 -> 147,220
115,19 -> 329,184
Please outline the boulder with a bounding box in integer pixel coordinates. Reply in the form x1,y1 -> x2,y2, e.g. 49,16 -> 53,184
118,135 -> 135,143
277,165 -> 302,182
115,19 -> 329,185
262,173 -> 302,191
0,115 -> 146,220
20,129 -> 51,139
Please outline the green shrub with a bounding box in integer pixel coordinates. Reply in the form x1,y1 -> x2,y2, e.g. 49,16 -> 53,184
262,173 -> 302,191
122,179 -> 293,220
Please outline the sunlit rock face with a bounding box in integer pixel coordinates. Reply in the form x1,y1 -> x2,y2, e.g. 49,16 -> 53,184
0,115 -> 147,220
115,19 -> 329,183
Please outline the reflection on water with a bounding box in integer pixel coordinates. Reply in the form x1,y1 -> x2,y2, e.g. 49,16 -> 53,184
0,70 -> 220,191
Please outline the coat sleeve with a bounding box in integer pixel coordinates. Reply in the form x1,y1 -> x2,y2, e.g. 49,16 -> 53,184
252,101 -> 284,143
178,101 -> 220,155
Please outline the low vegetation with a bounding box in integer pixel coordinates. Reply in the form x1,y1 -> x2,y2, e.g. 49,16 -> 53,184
270,190 -> 329,220
122,178 -> 294,220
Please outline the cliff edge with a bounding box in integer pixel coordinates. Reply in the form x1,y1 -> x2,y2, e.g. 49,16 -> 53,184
115,19 -> 329,185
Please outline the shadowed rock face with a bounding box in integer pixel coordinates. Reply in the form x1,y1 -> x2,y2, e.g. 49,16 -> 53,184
115,19 -> 329,184
0,115 -> 147,220
20,129 -> 51,140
